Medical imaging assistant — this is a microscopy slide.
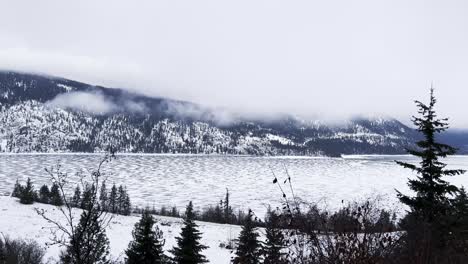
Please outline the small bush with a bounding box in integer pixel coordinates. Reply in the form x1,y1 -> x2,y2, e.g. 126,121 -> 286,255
0,236 -> 45,264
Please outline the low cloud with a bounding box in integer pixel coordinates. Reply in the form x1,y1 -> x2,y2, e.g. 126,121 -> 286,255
48,92 -> 116,114
47,91 -> 149,115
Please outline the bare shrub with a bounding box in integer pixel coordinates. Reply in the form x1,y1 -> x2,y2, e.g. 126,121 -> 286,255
271,168 -> 401,264
0,235 -> 45,264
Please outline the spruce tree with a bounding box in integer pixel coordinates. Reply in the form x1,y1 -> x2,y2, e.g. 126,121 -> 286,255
396,88 -> 466,260
118,185 -> 126,214
19,178 -> 36,205
38,184 -> 50,204
126,210 -> 168,264
170,201 -> 208,264
233,210 -> 261,264
262,210 -> 286,264
109,184 -> 118,213
99,182 -> 108,211
81,184 -> 95,210
11,179 -> 23,198
61,209 -> 110,264
49,182 -> 64,206
122,189 -> 132,216
223,188 -> 233,224
72,185 -> 81,208
396,89 -> 465,219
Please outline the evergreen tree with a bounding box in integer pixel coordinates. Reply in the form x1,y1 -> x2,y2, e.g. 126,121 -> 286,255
81,183 -> 96,210
118,185 -> 126,214
170,201 -> 208,264
171,206 -> 179,217
19,178 -> 36,205
38,184 -> 50,204
11,179 -> 23,198
262,210 -> 286,264
49,182 -> 64,206
396,88 -> 466,261
122,188 -> 132,216
126,210 -> 168,264
233,210 -> 261,264
223,188 -> 233,224
99,182 -> 108,211
61,209 -> 110,264
109,184 -> 118,213
396,88 -> 465,220
72,185 -> 81,208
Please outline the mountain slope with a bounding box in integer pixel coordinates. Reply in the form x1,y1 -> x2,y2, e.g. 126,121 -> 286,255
0,71 -> 429,156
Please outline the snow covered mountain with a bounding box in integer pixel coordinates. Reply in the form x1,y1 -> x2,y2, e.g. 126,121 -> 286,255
0,71 -> 429,156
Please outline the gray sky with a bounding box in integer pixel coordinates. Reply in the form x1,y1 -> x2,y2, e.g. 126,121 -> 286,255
0,0 -> 467,127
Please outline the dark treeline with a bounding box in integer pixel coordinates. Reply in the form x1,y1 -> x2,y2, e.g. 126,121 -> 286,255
12,179 -> 132,216
134,188 -> 264,227
12,179 -> 63,206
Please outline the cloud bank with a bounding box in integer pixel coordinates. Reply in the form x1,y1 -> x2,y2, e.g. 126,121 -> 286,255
1,0 -> 468,127
47,91 -> 149,115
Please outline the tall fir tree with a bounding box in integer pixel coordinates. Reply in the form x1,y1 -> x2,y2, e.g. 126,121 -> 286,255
126,210 -> 168,264
61,209 -> 110,264
233,210 -> 261,264
122,188 -> 132,216
118,185 -> 126,214
38,184 -> 50,204
170,201 -> 208,264
109,184 -> 118,213
19,178 -> 36,205
11,179 -> 23,198
262,210 -> 287,264
396,88 -> 465,219
72,185 -> 81,208
99,182 -> 108,211
396,88 -> 466,261
81,183 -> 95,210
49,182 -> 64,206
223,188 -> 233,224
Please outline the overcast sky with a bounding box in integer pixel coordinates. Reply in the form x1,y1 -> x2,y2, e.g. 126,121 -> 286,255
0,0 -> 467,127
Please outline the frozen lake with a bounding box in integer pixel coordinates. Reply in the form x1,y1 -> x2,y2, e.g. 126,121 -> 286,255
1,154 -> 468,216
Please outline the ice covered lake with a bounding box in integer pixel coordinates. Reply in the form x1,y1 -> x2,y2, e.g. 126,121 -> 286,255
1,154 -> 468,216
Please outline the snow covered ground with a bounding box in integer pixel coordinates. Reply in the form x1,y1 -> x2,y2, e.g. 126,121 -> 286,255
0,196 -> 243,263
1,154 -> 468,216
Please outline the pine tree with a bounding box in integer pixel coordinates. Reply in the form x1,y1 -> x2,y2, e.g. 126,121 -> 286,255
126,210 -> 168,264
61,209 -> 110,264
38,184 -> 50,204
49,182 -> 64,206
223,188 -> 233,224
72,185 -> 81,208
11,179 -> 23,198
99,182 -> 108,211
81,183 -> 95,210
233,210 -> 261,264
109,184 -> 118,213
396,88 -> 467,260
170,201 -> 208,264
262,210 -> 286,264
122,188 -> 132,216
118,185 -> 126,214
19,178 -> 36,205
396,88 -> 466,220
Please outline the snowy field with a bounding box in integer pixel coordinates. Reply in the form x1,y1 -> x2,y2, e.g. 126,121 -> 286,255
1,154 -> 468,216
0,196 -> 243,263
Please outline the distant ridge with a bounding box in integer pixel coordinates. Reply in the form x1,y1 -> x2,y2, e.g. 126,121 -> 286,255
1,71 -> 464,156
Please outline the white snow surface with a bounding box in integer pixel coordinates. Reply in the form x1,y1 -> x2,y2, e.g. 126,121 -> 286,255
0,196 -> 242,263
1,154 -> 468,217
